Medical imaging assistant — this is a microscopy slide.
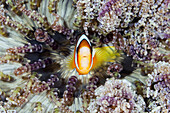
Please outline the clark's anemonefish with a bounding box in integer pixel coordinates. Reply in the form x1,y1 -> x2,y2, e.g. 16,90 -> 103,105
74,34 -> 94,75
66,34 -> 120,75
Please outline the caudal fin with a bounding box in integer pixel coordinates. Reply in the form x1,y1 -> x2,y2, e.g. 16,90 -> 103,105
92,46 -> 120,69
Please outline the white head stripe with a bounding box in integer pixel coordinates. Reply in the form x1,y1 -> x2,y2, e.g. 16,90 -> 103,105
76,34 -> 91,49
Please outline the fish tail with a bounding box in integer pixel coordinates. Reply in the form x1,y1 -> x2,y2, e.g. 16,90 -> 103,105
92,46 -> 120,69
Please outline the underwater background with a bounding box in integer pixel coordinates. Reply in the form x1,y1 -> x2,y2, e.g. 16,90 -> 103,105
0,0 -> 169,113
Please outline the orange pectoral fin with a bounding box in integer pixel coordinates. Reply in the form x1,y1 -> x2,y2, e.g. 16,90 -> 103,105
71,59 -> 76,69
65,52 -> 76,70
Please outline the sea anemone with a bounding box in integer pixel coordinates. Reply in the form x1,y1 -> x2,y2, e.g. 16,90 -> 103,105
144,61 -> 170,112
0,0 -> 169,113
87,78 -> 146,113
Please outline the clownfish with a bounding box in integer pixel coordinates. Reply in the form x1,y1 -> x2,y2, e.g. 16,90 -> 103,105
66,34 -> 120,75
